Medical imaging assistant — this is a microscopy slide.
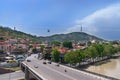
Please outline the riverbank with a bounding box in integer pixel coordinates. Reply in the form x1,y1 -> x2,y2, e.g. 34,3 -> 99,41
64,52 -> 120,68
63,53 -> 120,80
79,52 -> 120,68
81,69 -> 119,80
84,57 -> 120,80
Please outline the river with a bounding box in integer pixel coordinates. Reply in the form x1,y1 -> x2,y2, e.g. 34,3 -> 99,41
86,57 -> 120,79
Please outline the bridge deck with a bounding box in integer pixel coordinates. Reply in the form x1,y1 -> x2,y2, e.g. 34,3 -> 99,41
22,54 -> 107,80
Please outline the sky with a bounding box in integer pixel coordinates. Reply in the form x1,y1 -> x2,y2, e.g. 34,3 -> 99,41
0,0 -> 120,40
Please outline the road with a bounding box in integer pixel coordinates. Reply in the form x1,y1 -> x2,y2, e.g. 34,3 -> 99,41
23,54 -> 108,80
0,70 -> 24,80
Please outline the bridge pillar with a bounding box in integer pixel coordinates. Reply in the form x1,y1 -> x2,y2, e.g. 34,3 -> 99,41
25,67 -> 30,80
20,64 -> 25,72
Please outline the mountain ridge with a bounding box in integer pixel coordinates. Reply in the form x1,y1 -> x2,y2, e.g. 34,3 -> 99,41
38,32 -> 104,42
0,26 -> 104,43
0,26 -> 40,42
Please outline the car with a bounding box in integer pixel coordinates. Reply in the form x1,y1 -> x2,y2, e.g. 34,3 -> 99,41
43,62 -> 46,64
56,63 -> 60,67
16,55 -> 25,62
64,69 -> 67,72
48,61 -> 52,64
34,65 -> 38,68
6,60 -> 17,63
5,56 -> 14,60
26,59 -> 31,62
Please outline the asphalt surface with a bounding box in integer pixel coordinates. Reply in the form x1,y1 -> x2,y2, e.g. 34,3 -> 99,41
23,54 -> 106,80
0,70 -> 24,80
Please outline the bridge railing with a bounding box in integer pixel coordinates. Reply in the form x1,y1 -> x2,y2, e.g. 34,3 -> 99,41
21,62 -> 47,80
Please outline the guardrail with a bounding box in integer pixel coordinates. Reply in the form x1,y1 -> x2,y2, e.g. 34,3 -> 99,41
21,62 -> 47,80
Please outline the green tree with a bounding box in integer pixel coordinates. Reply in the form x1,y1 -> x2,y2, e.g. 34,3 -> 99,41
87,41 -> 92,46
52,41 -> 61,46
94,44 -> 104,57
84,46 -> 98,63
116,46 -> 120,52
28,45 -> 33,49
110,41 -> 119,45
103,44 -> 114,57
64,51 -> 76,65
75,50 -> 85,65
32,48 -> 37,53
51,49 -> 60,62
64,50 -> 83,66
0,37 -> 4,40
40,45 -> 45,53
88,46 -> 98,58
63,41 -> 73,49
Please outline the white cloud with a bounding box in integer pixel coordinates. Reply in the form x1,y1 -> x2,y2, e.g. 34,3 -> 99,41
66,3 -> 120,39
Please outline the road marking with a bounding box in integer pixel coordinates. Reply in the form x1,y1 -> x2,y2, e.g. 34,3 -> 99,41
44,60 -> 109,80
32,60 -> 77,80
54,63 -> 109,80
24,54 -> 109,80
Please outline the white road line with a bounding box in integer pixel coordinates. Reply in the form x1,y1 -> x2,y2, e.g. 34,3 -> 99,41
24,55 -> 109,80
32,60 -> 77,80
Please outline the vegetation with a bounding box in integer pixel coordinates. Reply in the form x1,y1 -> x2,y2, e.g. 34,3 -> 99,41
65,50 -> 85,65
32,48 -> 37,53
0,26 -> 104,43
51,49 -> 60,62
0,26 -> 40,43
64,43 -> 120,66
40,45 -> 45,53
28,45 -> 33,49
39,32 -> 103,42
0,37 -> 5,40
52,41 -> 61,46
110,40 -> 119,45
63,41 -> 73,49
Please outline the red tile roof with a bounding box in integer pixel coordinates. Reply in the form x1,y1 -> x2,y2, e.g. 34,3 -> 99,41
58,48 -> 69,54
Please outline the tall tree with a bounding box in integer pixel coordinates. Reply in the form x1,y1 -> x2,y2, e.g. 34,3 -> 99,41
51,49 -> 60,62
94,44 -> 104,57
103,44 -> 114,58
32,48 -> 37,53
63,41 -> 73,49
0,37 -> 4,40
64,51 -> 82,66
52,41 -> 61,46
40,45 -> 45,53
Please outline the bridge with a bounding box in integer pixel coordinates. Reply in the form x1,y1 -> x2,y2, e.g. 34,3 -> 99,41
21,54 -> 109,80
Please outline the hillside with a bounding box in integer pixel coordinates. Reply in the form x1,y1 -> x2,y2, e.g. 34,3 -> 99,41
0,26 -> 39,42
0,26 -> 104,43
39,32 -> 103,42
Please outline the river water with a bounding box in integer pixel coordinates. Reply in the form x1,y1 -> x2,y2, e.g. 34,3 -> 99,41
86,57 -> 120,79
